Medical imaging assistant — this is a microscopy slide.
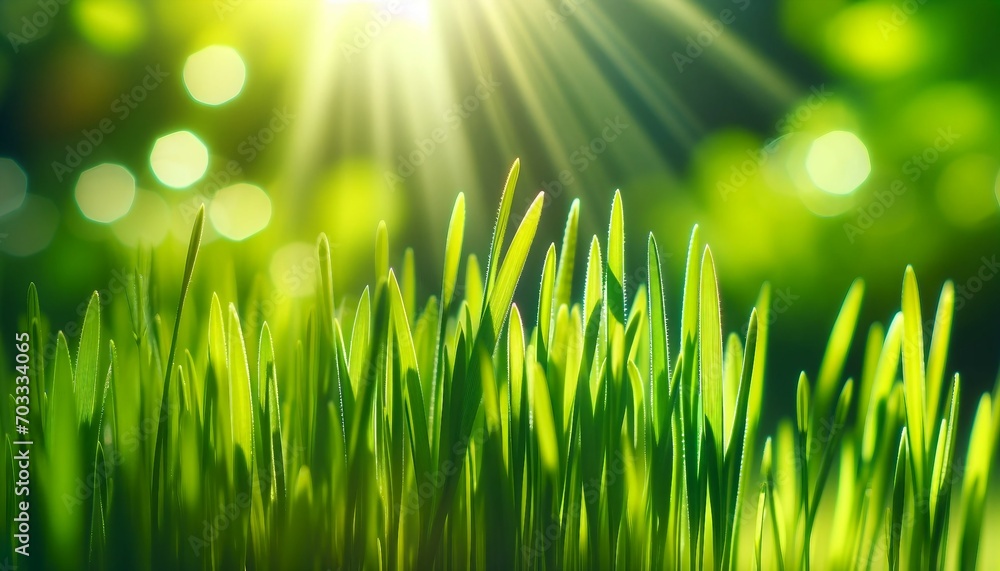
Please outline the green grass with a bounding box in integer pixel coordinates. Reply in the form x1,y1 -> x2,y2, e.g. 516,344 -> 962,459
3,159 -> 999,570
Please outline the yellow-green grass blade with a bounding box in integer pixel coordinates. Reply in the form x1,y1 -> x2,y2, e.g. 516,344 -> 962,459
857,322 -> 885,440
558,305 -> 583,432
465,254 -> 484,333
795,372 -> 811,531
723,332 -> 742,447
349,286 -> 371,388
317,233 -> 336,336
862,313 -> 902,464
389,271 -> 432,483
815,278 -> 864,426
830,439 -> 856,569
255,323 -> 276,508
889,430 -> 908,571
583,236 -> 603,343
700,245 -> 726,566
700,247 -> 724,463
958,394 -> 993,571
484,158 -> 521,297
647,234 -> 671,442
442,192 -> 466,308
754,484 -> 766,571
808,379 -> 852,524
606,190 -> 626,329
75,291 -> 101,427
679,226 -> 701,359
228,305 -> 255,487
925,281 -> 954,435
531,361 -> 559,475
553,199 -> 580,322
486,192 -> 544,343
900,267 -> 928,506
265,359 -> 285,511
257,323 -> 275,414
930,375 -> 959,536
723,310 -> 758,569
679,226 -> 702,496
537,243 -> 556,364
742,285 -> 770,509
208,293 -> 234,478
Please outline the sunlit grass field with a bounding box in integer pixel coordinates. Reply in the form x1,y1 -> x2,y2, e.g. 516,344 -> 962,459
3,160 -> 998,570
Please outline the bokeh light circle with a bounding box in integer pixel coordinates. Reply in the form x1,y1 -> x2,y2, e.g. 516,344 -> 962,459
150,131 -> 209,188
75,163 -> 136,223
805,131 -> 871,195
183,46 -> 247,106
0,158 -> 28,217
209,183 -> 272,240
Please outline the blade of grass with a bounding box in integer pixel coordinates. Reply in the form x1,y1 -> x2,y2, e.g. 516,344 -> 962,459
151,205 -> 204,535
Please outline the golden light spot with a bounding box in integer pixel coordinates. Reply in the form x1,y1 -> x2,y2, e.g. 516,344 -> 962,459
150,131 -> 209,189
75,163 -> 135,223
183,46 -> 247,106
111,189 -> 170,246
209,183 -> 272,240
805,131 -> 871,195
0,158 -> 28,217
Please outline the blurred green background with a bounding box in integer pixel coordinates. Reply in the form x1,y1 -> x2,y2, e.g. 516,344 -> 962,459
1,0 -> 999,409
